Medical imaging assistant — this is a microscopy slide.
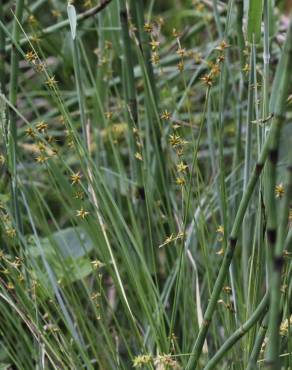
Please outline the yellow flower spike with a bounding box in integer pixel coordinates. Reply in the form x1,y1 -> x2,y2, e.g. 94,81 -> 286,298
51,9 -> 61,18
18,273 -> 25,282
36,121 -> 48,133
172,28 -> 181,38
176,177 -> 185,186
159,232 -> 185,248
83,0 -> 92,9
144,23 -> 153,33
6,227 -> 16,238
7,282 -> 14,290
177,61 -> 184,72
76,207 -> 89,219
176,161 -> 188,173
176,47 -> 186,57
135,152 -> 143,161
215,40 -> 230,51
74,191 -> 85,200
28,15 -> 38,26
133,354 -> 152,368
30,35 -> 41,44
161,110 -> 171,120
216,247 -> 224,256
149,39 -> 160,51
243,63 -> 250,74
45,76 -> 58,88
35,154 -> 48,164
70,171 -> 82,185
154,354 -> 179,369
25,51 -> 37,63
201,73 -> 213,87
37,141 -> 46,152
151,52 -> 160,65
105,111 -> 113,120
217,54 -> 225,63
275,183 -> 285,198
223,286 -> 232,294
25,127 -> 36,138
91,260 -> 104,270
216,225 -> 224,235
35,62 -> 45,72
169,134 -> 182,147
280,316 -> 292,336
210,63 -> 220,77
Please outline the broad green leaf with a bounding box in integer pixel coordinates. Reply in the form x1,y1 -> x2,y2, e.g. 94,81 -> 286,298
247,0 -> 264,43
27,227 -> 94,292
28,227 -> 93,259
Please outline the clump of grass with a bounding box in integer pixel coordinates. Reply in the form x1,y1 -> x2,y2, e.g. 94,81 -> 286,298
0,1 -> 292,369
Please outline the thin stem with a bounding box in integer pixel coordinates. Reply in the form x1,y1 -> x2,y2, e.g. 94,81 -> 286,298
72,37 -> 87,145
119,0 -> 140,185
265,19 -> 292,369
0,0 -> 5,93
235,0 -> 245,69
186,19 -> 292,369
186,118 -> 289,369
204,293 -> 269,370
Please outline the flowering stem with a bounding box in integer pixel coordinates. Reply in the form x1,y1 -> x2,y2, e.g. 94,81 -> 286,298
72,37 -> 87,145
8,0 -> 24,234
247,315 -> 269,369
0,0 -> 5,94
119,0 -> 140,185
